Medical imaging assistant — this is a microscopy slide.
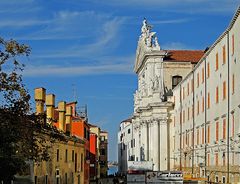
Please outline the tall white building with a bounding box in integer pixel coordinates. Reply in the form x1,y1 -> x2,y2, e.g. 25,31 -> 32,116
118,6 -> 240,184
172,7 -> 240,183
118,118 -> 133,173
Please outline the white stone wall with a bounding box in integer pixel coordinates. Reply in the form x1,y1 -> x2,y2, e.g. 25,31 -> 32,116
118,121 -> 134,174
171,7 -> 240,183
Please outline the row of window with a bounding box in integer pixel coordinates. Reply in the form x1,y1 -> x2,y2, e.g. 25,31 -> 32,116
35,172 -> 81,184
180,75 -> 234,104
56,149 -> 84,172
174,74 -> 235,126
178,113 -> 235,149
210,152 -> 236,168
173,34 -> 235,103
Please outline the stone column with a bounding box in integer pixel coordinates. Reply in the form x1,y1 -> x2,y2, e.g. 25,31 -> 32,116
149,121 -> 153,164
140,121 -> 145,161
146,121 -> 150,161
142,121 -> 148,161
153,120 -> 160,171
159,118 -> 168,170
133,122 -> 140,161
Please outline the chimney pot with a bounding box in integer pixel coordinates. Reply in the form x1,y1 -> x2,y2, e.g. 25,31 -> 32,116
58,101 -> 66,131
34,87 -> 46,102
46,94 -> 55,125
58,101 -> 66,112
46,94 -> 55,106
34,87 -> 46,115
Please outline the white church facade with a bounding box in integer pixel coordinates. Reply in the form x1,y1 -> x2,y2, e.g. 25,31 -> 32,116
118,18 -> 204,172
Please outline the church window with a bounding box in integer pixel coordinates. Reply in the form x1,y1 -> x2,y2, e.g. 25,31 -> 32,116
207,92 -> 210,109
202,67 -> 204,83
172,75 -> 182,89
216,121 -> 219,142
197,73 -> 199,87
223,45 -> 226,64
223,81 -> 226,100
207,62 -> 210,78
216,86 -> 219,103
223,118 -> 226,139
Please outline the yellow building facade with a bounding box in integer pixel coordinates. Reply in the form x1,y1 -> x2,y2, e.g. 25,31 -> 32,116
30,87 -> 85,184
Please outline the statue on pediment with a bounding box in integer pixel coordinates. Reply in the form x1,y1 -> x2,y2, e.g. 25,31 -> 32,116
141,18 -> 151,38
140,18 -> 160,49
154,37 -> 160,49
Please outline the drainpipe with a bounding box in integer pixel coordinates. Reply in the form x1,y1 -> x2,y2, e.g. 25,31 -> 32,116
180,84 -> 182,171
204,58 -> 207,180
192,71 -> 195,176
227,30 -> 230,184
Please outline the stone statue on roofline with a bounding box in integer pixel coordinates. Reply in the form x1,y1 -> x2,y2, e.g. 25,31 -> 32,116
140,18 -> 160,50
154,37 -> 160,50
141,18 -> 151,38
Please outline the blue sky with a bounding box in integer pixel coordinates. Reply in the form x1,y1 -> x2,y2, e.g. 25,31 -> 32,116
1,0 -> 240,161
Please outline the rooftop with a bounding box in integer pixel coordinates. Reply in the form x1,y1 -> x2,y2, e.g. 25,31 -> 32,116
164,50 -> 205,63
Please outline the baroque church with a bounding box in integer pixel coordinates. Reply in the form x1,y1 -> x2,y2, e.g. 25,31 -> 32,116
119,18 -> 204,171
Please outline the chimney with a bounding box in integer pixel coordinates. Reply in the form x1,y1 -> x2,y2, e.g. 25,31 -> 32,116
66,106 -> 73,135
34,87 -> 46,114
46,94 -> 55,125
58,101 -> 66,131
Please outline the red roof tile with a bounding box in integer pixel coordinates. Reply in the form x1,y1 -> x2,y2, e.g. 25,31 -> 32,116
164,50 -> 204,63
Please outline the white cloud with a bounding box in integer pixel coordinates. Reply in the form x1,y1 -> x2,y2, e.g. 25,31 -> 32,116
23,63 -> 133,76
0,19 -> 50,28
14,10 -> 124,42
151,18 -> 193,25
23,54 -> 135,76
26,15 -> 126,60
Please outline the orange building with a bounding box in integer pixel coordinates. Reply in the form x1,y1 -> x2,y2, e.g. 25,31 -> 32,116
89,124 -> 108,181
90,133 -> 98,181
54,102 -> 90,184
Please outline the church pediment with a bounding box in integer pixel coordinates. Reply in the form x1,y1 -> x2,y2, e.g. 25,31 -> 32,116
134,19 -> 167,73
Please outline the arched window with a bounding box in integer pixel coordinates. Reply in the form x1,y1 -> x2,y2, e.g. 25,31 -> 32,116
172,75 -> 182,89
